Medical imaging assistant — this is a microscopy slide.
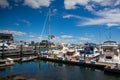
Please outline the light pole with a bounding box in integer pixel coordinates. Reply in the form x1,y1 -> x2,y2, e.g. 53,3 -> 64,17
1,43 -> 5,59
20,44 -> 23,57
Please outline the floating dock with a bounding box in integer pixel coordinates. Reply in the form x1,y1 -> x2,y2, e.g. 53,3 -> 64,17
0,54 -> 120,75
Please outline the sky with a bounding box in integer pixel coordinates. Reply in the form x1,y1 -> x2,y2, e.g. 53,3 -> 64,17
0,0 -> 120,44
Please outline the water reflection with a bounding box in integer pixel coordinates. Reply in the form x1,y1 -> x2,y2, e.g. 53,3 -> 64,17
0,60 -> 120,80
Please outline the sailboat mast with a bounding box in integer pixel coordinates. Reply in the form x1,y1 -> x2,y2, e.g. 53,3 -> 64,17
48,8 -> 51,48
48,8 -> 51,41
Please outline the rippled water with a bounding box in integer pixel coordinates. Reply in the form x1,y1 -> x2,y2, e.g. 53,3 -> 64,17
0,60 -> 120,80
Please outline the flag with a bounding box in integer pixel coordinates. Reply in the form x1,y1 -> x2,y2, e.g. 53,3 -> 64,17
51,35 -> 55,39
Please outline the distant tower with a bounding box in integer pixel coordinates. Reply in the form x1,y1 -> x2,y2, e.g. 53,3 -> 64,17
31,41 -> 35,46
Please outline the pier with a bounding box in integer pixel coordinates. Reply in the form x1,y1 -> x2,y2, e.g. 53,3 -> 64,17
0,50 -> 120,75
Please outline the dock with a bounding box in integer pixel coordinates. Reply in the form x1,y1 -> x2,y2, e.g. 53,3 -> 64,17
0,53 -> 120,75
39,57 -> 109,70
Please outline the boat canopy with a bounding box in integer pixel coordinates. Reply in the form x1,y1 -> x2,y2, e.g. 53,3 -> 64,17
103,41 -> 117,44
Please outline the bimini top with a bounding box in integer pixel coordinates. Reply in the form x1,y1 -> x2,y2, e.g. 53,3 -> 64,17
102,41 -> 118,47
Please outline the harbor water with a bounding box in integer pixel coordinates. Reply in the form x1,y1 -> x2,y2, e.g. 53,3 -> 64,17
0,60 -> 120,80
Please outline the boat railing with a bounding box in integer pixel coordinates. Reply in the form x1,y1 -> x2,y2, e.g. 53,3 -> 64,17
102,44 -> 118,46
104,51 -> 114,53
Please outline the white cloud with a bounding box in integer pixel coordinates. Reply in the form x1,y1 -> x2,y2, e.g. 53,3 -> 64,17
21,19 -> 31,26
79,37 -> 91,41
63,0 -> 120,28
0,30 -> 26,36
61,35 -> 73,39
114,0 -> 120,6
91,0 -> 113,6
63,14 -> 81,19
0,0 -> 9,8
27,35 -> 48,42
15,23 -> 20,26
24,0 -> 52,9
85,5 -> 94,11
63,15 -> 73,18
64,0 -> 88,9
51,36 -> 80,44
106,23 -> 119,27
14,0 -> 22,3
64,0 -> 119,10
51,8 -> 58,16
14,0 -> 22,6
29,35 -> 35,38
52,9 -> 57,13
79,8 -> 120,27
63,0 -> 120,27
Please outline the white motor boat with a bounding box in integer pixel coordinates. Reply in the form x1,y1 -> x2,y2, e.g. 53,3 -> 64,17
0,58 -> 14,67
99,41 -> 120,64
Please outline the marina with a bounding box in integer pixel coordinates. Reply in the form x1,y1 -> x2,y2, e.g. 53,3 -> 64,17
0,33 -> 120,79
1,0 -> 120,79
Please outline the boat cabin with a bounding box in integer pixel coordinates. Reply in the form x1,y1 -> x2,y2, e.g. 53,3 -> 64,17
99,41 -> 120,63
79,43 -> 100,58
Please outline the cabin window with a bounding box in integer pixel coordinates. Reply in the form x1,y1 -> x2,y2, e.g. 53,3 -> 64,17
90,47 -> 93,51
95,51 -> 98,53
106,56 -> 112,59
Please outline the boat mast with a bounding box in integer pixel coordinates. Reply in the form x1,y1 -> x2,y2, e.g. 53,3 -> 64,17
48,8 -> 51,48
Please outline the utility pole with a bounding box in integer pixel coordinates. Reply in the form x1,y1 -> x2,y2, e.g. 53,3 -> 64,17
20,44 -> 23,57
34,43 -> 37,56
1,43 -> 5,59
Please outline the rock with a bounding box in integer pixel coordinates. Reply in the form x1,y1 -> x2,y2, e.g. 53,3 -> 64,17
7,74 -> 17,79
0,77 -> 6,80
13,76 -> 26,80
27,78 -> 36,80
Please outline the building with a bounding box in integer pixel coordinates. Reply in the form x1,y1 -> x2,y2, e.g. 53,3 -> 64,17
0,33 -> 13,41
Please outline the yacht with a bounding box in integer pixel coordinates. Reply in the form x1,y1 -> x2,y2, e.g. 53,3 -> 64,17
99,41 -> 120,63
19,56 -> 35,62
0,43 -> 17,52
0,58 -> 14,67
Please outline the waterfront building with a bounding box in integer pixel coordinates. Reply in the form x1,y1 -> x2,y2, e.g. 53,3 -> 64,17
0,33 -> 13,42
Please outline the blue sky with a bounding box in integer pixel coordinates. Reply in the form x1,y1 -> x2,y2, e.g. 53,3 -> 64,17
0,0 -> 120,44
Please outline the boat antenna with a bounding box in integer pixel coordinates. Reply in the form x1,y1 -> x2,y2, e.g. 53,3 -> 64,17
99,26 -> 101,44
109,27 -> 111,41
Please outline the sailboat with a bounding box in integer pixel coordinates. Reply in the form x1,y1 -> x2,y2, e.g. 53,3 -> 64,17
40,8 -> 55,57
